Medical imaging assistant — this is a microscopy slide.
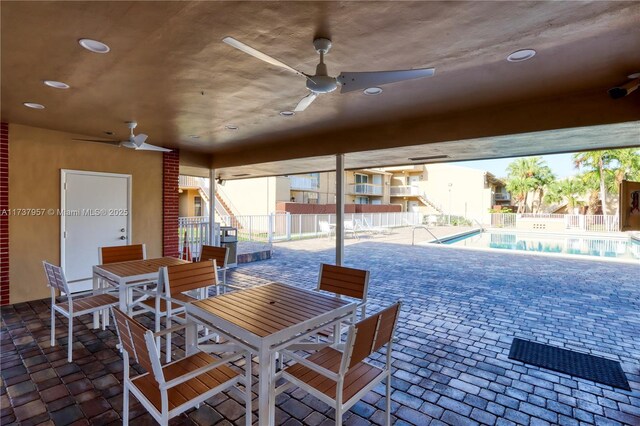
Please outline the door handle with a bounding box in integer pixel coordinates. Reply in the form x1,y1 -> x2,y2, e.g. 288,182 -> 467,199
120,236 -> 126,240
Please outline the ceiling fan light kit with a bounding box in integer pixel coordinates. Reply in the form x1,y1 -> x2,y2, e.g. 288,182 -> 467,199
223,36 -> 435,112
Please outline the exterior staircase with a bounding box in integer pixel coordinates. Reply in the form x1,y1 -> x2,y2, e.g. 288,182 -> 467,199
418,192 -> 444,214
179,176 -> 242,228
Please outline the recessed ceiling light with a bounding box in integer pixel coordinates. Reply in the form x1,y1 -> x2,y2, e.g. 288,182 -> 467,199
78,38 -> 110,53
507,49 -> 536,62
23,102 -> 45,109
628,72 -> 640,79
363,87 -> 383,95
279,111 -> 295,117
188,134 -> 200,138
225,125 -> 239,131
44,80 -> 70,89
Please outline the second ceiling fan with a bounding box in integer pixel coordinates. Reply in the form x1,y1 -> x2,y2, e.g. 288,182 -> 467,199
223,36 -> 435,112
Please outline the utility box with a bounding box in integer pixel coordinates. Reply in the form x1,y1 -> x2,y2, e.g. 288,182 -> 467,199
220,226 -> 238,267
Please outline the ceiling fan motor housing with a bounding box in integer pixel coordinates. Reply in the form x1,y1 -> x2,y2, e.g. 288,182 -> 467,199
306,75 -> 337,93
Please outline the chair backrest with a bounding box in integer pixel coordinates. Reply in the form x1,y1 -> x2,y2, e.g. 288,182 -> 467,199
319,221 -> 331,233
161,260 -> 218,298
199,245 -> 228,267
99,244 -> 146,265
317,263 -> 369,301
343,302 -> 402,371
112,307 -> 162,382
42,261 -> 71,295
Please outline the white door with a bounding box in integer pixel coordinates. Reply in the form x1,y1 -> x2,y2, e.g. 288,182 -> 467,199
61,170 -> 131,292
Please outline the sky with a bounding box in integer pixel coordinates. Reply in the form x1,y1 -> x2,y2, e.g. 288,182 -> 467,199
452,153 -> 578,180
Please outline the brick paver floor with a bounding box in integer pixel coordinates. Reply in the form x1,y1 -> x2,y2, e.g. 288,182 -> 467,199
1,239 -> 639,425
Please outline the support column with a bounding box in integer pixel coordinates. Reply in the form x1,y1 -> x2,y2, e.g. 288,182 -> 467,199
162,150 -> 180,257
209,168 -> 217,246
336,154 -> 345,266
0,122 -> 8,305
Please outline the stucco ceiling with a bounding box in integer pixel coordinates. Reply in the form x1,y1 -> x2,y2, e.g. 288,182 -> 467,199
1,1 -> 639,177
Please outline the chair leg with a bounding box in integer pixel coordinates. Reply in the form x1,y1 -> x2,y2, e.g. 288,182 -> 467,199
335,405 -> 342,426
154,313 -> 161,352
385,374 -> 391,426
123,382 -> 130,426
245,352 -> 252,426
50,309 -> 56,346
165,316 -> 172,363
67,316 -> 73,362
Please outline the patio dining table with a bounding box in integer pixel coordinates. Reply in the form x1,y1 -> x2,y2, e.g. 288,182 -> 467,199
92,256 -> 189,327
185,282 -> 357,426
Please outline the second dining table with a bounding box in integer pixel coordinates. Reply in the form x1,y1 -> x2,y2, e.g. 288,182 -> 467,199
92,256 -> 190,326
185,282 -> 357,426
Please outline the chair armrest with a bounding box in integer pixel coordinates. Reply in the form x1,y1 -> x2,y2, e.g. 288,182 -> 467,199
280,350 -> 340,381
153,323 -> 187,337
219,284 -> 244,291
161,352 -> 246,389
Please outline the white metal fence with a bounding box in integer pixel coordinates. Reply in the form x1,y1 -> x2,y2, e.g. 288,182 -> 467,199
486,213 -> 620,232
179,211 -> 422,247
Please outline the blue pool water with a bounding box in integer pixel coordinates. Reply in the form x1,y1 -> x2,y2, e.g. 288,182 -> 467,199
445,231 -> 640,261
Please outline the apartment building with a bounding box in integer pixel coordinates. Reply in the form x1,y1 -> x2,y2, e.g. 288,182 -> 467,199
179,164 -> 508,219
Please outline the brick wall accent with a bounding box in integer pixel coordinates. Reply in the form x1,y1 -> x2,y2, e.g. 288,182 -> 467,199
163,150 -> 180,257
0,123 -> 8,305
276,202 -> 402,214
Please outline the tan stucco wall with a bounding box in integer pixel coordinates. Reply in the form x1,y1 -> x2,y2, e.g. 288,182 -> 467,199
8,124 -> 163,303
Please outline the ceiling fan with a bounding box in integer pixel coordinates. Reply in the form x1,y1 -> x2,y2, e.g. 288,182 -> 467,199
73,121 -> 171,152
223,36 -> 435,112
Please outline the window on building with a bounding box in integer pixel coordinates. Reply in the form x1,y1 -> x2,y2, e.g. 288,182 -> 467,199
194,196 -> 202,216
371,199 -> 382,205
356,196 -> 369,204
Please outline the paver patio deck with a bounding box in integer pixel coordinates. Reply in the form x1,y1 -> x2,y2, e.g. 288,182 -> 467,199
1,236 -> 639,425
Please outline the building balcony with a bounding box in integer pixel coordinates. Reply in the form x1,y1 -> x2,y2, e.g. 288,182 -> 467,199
348,183 -> 384,196
289,176 -> 319,191
179,175 -> 209,189
390,185 -> 421,197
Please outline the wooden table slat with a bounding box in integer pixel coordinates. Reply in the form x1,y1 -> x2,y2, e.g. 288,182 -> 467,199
211,297 -> 298,332
96,257 -> 188,278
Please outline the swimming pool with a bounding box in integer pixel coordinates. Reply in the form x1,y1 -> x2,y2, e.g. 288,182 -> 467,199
445,231 -> 640,262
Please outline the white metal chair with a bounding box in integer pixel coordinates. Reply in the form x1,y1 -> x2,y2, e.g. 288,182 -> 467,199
139,260 -> 238,362
112,308 -> 251,426
344,220 -> 361,239
319,221 -> 334,239
98,243 -> 154,314
314,263 -> 370,341
43,261 -> 118,362
199,245 -> 230,285
281,302 -> 402,425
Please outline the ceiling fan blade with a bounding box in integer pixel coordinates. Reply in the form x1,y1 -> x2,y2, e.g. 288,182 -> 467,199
294,92 -> 319,112
223,36 -> 309,79
132,133 -> 148,147
72,138 -> 120,146
136,142 -> 172,152
337,68 -> 435,93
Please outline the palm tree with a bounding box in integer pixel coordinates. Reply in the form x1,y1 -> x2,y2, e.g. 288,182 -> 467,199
573,151 -> 612,214
505,157 -> 554,213
573,149 -> 640,214
544,178 -> 585,213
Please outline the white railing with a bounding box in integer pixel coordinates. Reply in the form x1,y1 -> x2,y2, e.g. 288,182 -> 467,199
180,211 -> 422,244
289,176 -> 319,191
487,213 -> 620,232
178,217 -> 220,259
390,185 -> 420,196
348,184 -> 384,196
179,175 -> 209,189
